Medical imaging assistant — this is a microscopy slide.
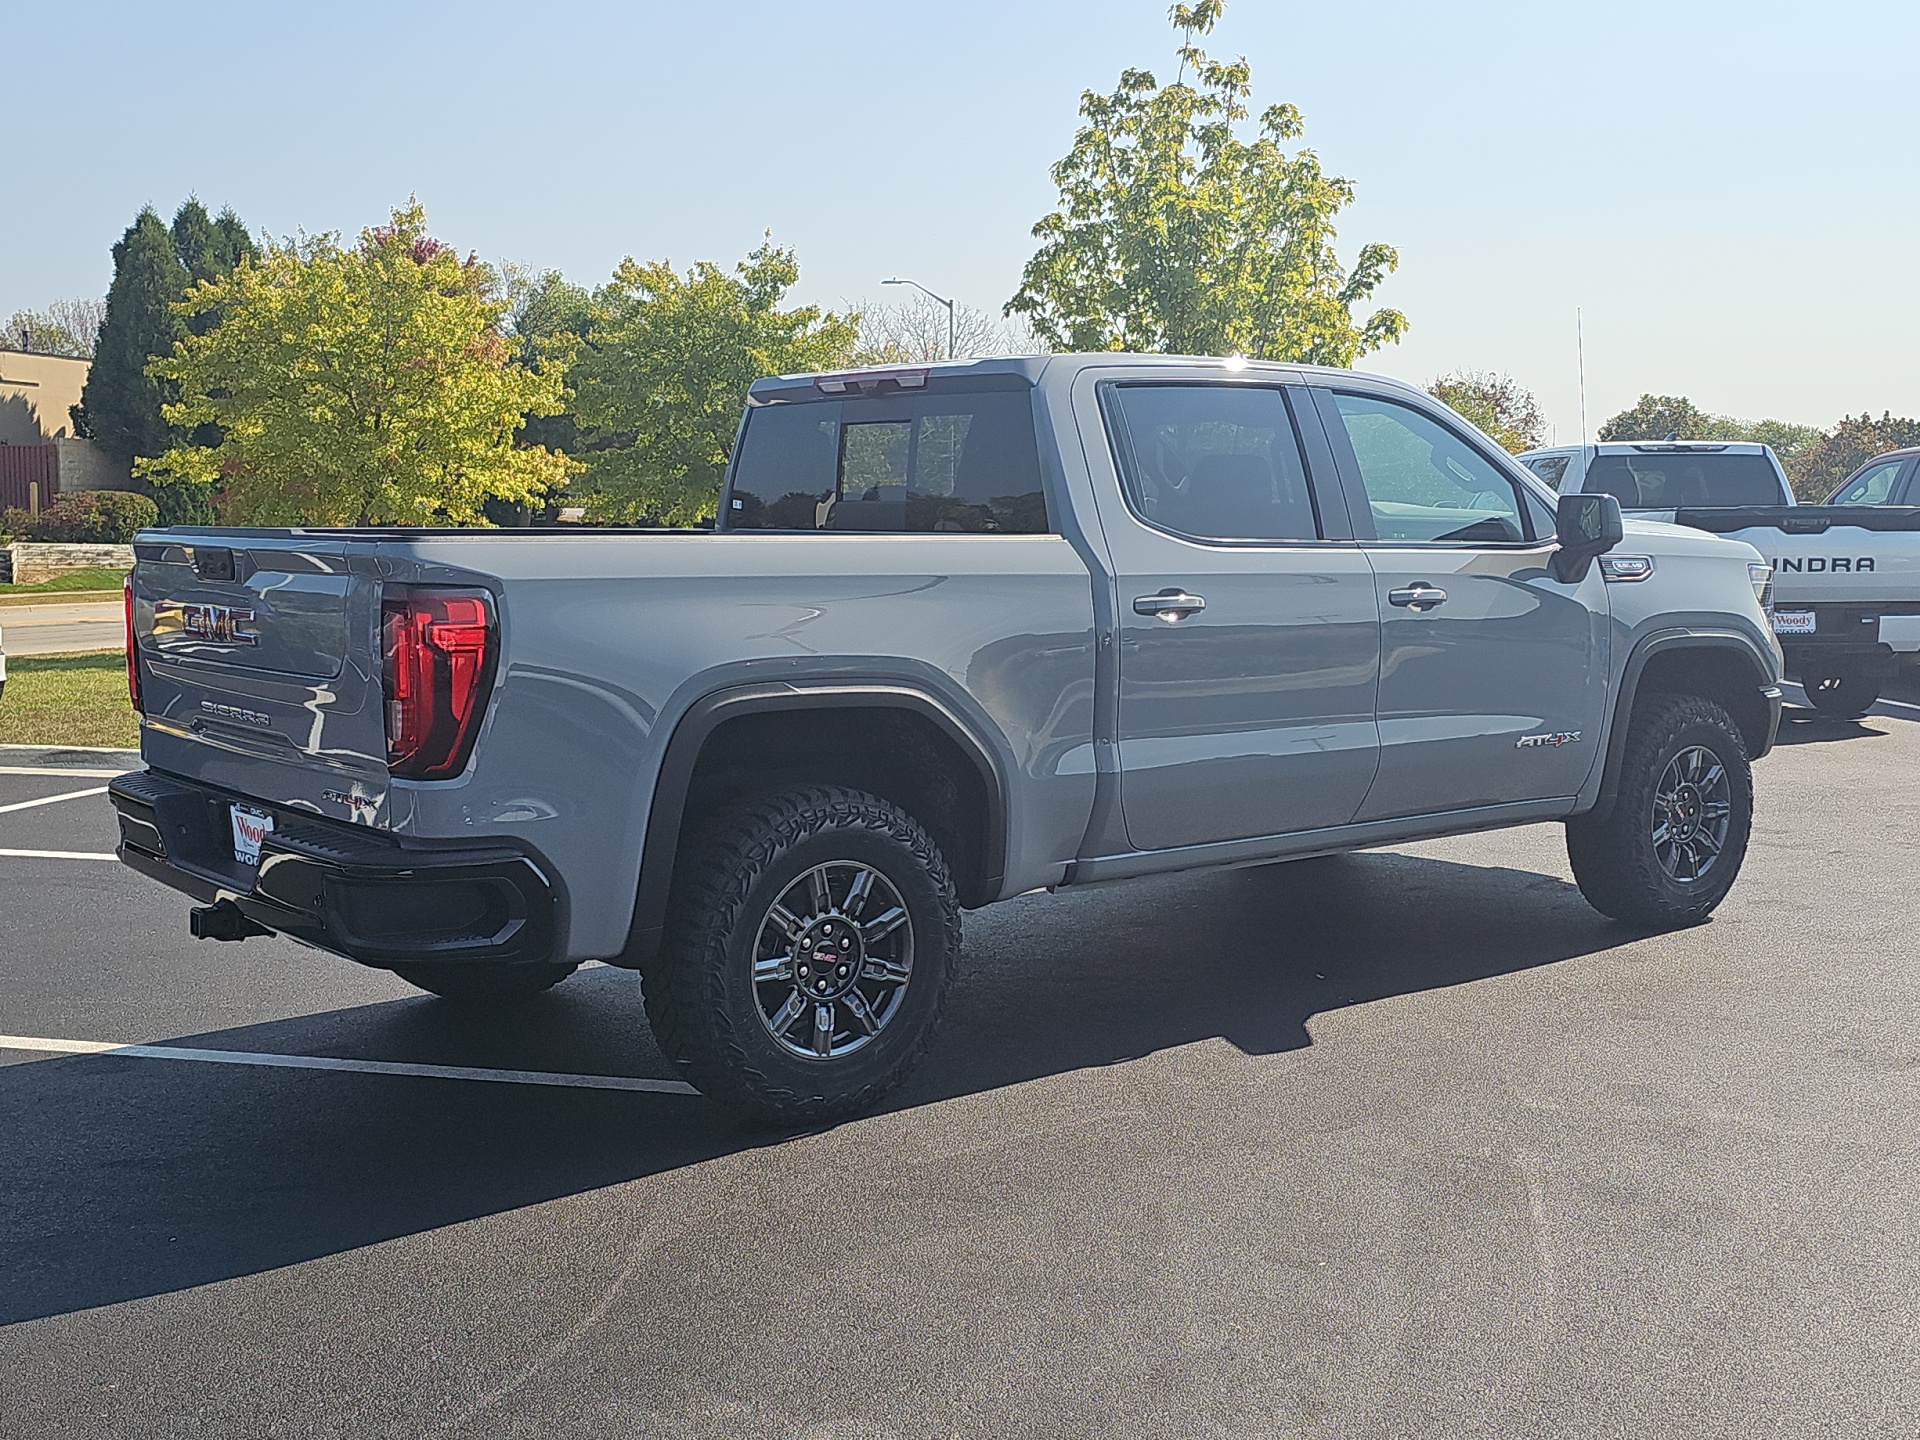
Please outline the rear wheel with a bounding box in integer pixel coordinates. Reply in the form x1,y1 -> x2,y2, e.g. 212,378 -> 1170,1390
1802,662 -> 1881,719
642,785 -> 960,1124
1565,695 -> 1753,928
392,960 -> 578,1003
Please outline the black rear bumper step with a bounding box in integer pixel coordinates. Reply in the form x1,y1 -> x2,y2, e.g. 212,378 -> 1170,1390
109,769 -> 558,968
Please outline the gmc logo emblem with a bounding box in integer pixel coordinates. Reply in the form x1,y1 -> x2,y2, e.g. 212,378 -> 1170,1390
179,603 -> 258,646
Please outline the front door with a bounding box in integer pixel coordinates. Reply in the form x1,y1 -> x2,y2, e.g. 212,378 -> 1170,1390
1084,377 -> 1381,852
1314,388 -> 1609,821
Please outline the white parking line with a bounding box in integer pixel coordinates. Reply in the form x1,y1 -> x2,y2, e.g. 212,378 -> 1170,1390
0,766 -> 136,778
0,1033 -> 700,1095
0,848 -> 118,860
0,786 -> 109,815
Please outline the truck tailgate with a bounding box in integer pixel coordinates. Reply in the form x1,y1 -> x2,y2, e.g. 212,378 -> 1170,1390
130,534 -> 392,818
1675,505 -> 1920,604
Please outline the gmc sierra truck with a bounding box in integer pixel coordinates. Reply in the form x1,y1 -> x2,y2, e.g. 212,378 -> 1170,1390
113,356 -> 1783,1121
1519,440 -> 1920,717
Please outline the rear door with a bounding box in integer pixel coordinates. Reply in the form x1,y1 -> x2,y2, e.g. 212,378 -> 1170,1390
1313,388 -> 1609,821
1077,371 -> 1380,852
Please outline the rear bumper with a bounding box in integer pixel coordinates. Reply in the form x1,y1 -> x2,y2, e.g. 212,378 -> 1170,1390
109,769 -> 558,968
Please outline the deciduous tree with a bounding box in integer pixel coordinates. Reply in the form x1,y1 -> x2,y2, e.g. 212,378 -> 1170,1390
141,202 -> 573,526
1793,412 -> 1920,500
2,298 -> 106,358
1598,393 -> 1714,441
1006,0 -> 1405,363
568,241 -> 858,524
1426,371 -> 1544,454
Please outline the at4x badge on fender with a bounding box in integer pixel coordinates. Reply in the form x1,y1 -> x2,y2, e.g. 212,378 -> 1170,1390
1517,731 -> 1582,748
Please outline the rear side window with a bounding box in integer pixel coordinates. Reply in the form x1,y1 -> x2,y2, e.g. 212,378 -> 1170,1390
725,388 -> 1049,533
1524,454 -> 1570,488
1105,384 -> 1321,541
1582,452 -> 1782,508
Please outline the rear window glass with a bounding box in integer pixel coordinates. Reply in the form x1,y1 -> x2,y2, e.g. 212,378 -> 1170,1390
725,389 -> 1049,533
1582,452 -> 1781,508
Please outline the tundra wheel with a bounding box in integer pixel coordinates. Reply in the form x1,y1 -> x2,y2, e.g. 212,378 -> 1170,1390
1803,663 -> 1881,720
644,786 -> 960,1124
1565,695 -> 1753,929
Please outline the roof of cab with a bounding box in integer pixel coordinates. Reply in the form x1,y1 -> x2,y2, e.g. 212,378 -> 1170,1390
747,353 -> 1425,404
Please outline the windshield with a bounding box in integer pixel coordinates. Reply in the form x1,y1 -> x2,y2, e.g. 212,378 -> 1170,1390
1581,452 -> 1782,509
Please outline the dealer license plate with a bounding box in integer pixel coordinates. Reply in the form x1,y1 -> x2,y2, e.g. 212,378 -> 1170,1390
231,804 -> 275,866
1771,610 -> 1816,636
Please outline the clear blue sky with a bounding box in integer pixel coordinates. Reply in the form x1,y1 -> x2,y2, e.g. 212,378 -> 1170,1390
10,0 -> 1915,439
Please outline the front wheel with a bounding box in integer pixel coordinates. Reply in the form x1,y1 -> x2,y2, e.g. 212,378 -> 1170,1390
642,786 -> 960,1124
1565,695 -> 1753,928
1802,662 -> 1882,719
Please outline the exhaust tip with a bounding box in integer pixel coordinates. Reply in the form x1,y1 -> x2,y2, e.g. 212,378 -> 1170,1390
189,901 -> 271,943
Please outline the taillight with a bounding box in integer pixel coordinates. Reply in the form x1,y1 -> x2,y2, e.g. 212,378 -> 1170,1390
124,574 -> 143,713
381,587 -> 498,780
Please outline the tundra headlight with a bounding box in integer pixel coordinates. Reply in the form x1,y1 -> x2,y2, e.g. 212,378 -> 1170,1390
1748,561 -> 1774,613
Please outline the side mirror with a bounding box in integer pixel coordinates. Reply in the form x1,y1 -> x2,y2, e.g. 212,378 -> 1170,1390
1551,492 -> 1624,582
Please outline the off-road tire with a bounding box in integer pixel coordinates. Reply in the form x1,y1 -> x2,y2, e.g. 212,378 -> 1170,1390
391,960 -> 579,1003
642,785 -> 961,1125
1803,663 -> 1881,720
1565,695 -> 1753,929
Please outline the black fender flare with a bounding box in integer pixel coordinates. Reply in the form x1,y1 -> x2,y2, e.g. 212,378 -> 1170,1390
1589,628 -> 1780,820
615,680 -> 1011,967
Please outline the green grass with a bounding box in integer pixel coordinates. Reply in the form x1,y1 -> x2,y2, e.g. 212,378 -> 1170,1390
0,567 -> 130,602
0,651 -> 139,748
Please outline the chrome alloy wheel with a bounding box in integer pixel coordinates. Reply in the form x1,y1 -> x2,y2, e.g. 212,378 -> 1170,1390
752,862 -> 913,1061
1651,744 -> 1732,883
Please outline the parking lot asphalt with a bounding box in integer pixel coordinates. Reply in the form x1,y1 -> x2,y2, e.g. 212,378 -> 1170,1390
2,690 -> 1919,1440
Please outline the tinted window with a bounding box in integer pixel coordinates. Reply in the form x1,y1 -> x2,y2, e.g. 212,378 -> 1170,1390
1831,459 -> 1904,506
725,389 -> 1049,533
1581,452 -> 1782,508
1333,393 -> 1527,544
1106,385 -> 1320,541
1524,454 -> 1570,487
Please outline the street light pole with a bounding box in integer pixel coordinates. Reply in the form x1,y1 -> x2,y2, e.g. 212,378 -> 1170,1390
881,276 -> 955,361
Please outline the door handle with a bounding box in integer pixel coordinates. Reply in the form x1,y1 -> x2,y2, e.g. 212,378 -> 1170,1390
1134,589 -> 1207,622
1387,584 -> 1448,611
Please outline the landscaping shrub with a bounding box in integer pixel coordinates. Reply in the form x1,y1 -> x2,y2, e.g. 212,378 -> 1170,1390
2,490 -> 160,543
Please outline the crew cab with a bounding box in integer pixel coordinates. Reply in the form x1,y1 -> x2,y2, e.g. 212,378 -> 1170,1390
113,357 -> 1783,1121
1519,439 -> 1920,717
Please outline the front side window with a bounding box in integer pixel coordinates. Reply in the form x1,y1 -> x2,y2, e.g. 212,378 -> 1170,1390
1105,384 -> 1320,542
1831,459 -> 1904,506
725,387 -> 1049,533
1333,393 -> 1528,544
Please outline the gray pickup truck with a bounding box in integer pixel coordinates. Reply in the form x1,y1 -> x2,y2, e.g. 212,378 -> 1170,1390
111,356 -> 1783,1121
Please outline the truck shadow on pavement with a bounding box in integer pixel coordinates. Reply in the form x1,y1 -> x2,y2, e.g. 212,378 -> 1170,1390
1,849 -> 1637,1326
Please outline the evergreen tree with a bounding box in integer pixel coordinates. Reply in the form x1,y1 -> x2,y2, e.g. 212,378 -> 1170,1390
82,208 -> 189,465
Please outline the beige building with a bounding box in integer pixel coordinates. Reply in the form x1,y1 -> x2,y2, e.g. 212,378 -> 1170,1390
0,350 -> 89,443
0,351 -> 133,492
